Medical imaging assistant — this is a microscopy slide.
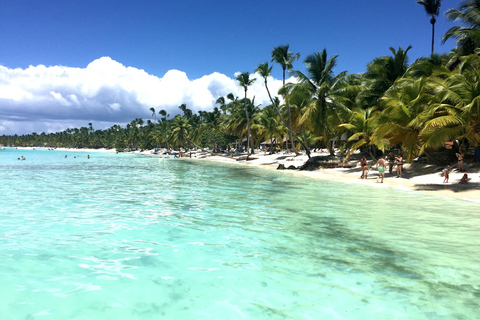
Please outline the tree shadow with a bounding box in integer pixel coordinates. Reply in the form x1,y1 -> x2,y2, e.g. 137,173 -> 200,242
411,182 -> 480,193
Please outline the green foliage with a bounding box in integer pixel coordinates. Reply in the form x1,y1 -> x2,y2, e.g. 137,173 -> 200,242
198,130 -> 227,150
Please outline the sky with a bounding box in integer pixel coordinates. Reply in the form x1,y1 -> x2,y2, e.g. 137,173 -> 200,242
0,0 -> 461,136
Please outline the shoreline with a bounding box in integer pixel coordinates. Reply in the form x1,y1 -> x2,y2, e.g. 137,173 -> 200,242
9,147 -> 480,203
183,151 -> 480,204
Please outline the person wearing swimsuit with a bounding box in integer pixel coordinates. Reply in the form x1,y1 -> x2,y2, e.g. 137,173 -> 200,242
360,156 -> 368,179
395,153 -> 403,178
456,150 -> 464,172
376,157 -> 386,183
443,165 -> 451,183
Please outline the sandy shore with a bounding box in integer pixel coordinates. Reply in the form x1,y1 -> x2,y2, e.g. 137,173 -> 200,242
11,147 -> 480,203
183,150 -> 480,204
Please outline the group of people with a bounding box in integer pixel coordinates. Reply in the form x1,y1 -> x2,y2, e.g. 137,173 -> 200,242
443,165 -> 469,184
65,154 -> 90,159
361,149 -> 470,184
360,152 -> 403,183
442,150 -> 469,184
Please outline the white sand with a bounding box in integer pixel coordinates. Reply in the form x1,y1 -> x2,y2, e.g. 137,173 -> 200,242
183,150 -> 480,204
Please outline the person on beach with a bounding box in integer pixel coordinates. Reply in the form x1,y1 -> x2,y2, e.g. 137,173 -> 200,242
395,153 -> 403,178
376,157 -> 386,183
360,156 -> 368,179
443,165 -> 451,183
456,150 -> 464,172
459,173 -> 469,184
387,152 -> 395,174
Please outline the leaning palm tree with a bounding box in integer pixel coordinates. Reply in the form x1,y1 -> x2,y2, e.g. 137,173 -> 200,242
417,0 -> 442,55
236,72 -> 256,157
271,45 -> 300,151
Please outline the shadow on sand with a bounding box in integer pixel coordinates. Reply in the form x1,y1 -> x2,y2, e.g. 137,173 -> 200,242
411,182 -> 480,193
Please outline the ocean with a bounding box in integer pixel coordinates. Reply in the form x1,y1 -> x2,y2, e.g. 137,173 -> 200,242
1,148 -> 479,319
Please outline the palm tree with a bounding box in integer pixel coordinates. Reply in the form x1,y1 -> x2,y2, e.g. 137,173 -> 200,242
271,45 -> 300,151
256,62 -> 311,157
443,0 -> 480,58
360,46 -> 412,109
215,96 -> 228,114
179,103 -> 193,120
417,0 -> 442,55
375,77 -> 434,162
170,115 -> 200,149
338,107 -> 383,163
291,49 -> 353,155
150,107 -> 157,148
405,53 -> 451,79
422,55 -> 480,152
159,109 -> 170,150
236,72 -> 256,157
252,104 -> 285,154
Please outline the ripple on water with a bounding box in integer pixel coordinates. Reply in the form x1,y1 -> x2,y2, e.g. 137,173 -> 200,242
0,150 -> 480,319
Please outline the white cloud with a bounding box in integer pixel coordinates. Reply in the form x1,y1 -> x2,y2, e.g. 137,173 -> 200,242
0,57 -> 286,135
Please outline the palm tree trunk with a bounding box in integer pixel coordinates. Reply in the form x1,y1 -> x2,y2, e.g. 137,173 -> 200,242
367,145 -> 377,163
283,68 -> 295,153
431,17 -> 436,56
185,136 -> 200,150
301,124 -> 310,154
263,79 -> 311,158
243,90 -> 252,158
424,149 -> 444,166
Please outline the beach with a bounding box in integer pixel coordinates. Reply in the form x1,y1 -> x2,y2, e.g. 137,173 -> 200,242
11,147 -> 480,203
182,150 -> 480,204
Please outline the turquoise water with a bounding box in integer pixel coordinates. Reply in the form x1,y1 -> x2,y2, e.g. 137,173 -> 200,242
1,148 -> 479,319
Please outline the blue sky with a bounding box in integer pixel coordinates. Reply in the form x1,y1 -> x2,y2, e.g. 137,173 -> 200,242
0,0 -> 460,135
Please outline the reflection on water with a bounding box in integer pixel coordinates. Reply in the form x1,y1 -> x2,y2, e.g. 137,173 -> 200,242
0,149 -> 479,319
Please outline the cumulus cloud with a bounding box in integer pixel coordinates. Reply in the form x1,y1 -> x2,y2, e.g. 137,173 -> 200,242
0,57 -> 285,135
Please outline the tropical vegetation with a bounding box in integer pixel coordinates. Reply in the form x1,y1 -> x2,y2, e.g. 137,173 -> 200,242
1,1 -> 479,164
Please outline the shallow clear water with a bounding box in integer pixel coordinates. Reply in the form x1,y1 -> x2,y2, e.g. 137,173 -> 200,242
1,148 -> 479,319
